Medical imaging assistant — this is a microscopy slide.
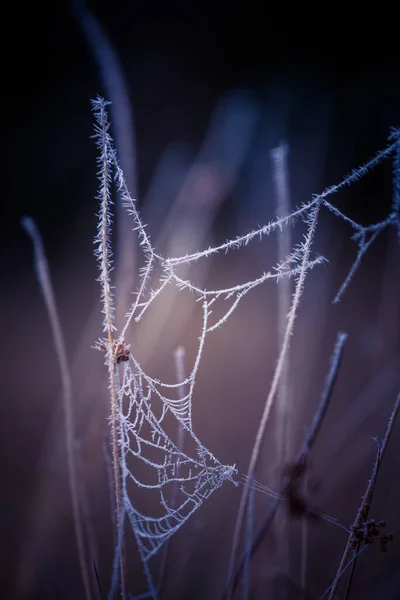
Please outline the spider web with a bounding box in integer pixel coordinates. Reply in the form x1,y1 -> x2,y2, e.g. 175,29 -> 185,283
92,98 -> 399,596
116,353 -> 237,562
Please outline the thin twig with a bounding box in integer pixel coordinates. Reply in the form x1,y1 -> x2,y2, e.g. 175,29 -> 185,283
242,476 -> 255,600
327,388 -> 400,600
71,0 -> 138,330
271,142 -> 293,574
93,561 -> 103,599
320,545 -> 369,599
21,217 -> 93,600
389,128 -> 400,240
93,98 -> 127,599
342,439 -> 382,600
301,475 -> 309,600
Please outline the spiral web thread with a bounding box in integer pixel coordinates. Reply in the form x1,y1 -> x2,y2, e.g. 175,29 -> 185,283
114,351 -> 238,562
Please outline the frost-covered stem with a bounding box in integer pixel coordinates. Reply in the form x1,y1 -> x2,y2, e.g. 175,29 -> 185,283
93,98 -> 126,599
103,202 -> 127,599
328,388 -> 400,600
226,201 -> 321,600
21,217 -> 93,600
391,128 -> 400,240
71,0 -> 138,330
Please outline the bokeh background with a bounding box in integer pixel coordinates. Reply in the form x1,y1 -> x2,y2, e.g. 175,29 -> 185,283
1,1 -> 400,598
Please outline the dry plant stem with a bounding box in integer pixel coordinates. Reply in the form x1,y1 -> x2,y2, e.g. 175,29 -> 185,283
272,142 -> 292,463
97,105 -> 127,599
71,0 -> 138,330
271,142 -> 292,575
242,476 -> 255,600
93,561 -> 103,599
327,388 -> 400,600
227,330 -> 348,600
78,441 -> 101,594
300,480 -> 309,599
342,449 -> 380,600
391,129 -> 400,240
21,217 -> 93,600
322,447 -> 378,600
225,201 -> 322,600
107,363 -> 126,600
320,546 -> 369,600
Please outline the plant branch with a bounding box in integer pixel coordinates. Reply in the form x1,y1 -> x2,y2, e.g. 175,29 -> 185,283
22,217 -> 93,600
93,97 -> 127,599
327,387 -> 400,600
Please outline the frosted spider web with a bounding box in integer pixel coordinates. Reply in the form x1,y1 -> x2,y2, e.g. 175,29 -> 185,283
115,353 -> 236,559
92,98 -> 399,595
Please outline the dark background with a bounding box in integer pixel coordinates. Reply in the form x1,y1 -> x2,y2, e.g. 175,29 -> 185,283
3,1 -> 400,236
1,1 -> 399,599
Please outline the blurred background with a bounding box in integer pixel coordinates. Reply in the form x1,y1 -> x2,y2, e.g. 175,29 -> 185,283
1,1 -> 400,598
